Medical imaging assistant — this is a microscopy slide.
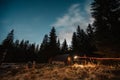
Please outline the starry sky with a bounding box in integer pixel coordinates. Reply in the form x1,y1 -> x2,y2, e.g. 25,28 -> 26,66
0,0 -> 93,45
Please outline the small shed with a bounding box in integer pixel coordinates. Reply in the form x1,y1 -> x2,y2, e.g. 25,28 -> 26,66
49,54 -> 73,65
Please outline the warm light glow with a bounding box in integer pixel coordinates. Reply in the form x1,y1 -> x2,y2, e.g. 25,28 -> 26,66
68,57 -> 71,61
85,64 -> 96,68
72,63 -> 96,68
74,56 -> 78,59
72,64 -> 84,68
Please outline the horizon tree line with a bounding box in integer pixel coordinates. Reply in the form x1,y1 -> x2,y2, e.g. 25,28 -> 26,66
0,24 -> 95,63
0,0 -> 120,63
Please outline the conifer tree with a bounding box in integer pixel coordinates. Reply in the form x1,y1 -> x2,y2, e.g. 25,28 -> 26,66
91,0 -> 120,43
2,29 -> 14,62
2,29 -> 14,49
61,39 -> 68,54
49,27 -> 58,57
40,34 -> 49,53
71,32 -> 77,52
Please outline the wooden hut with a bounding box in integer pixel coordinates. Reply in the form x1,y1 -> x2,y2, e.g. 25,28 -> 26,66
49,54 -> 73,65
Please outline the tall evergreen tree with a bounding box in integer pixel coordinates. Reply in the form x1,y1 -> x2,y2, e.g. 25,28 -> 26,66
40,34 -> 49,52
17,40 -> 26,62
86,24 -> 97,53
86,24 -> 94,39
61,39 -> 68,54
14,40 -> 19,48
28,43 -> 36,61
109,0 -> 120,42
2,29 -> 14,49
24,40 -> 29,50
37,34 -> 49,63
91,0 -> 120,43
76,26 -> 86,53
49,27 -> 57,46
71,32 -> 77,52
49,27 -> 59,57
12,39 -> 20,62
19,40 -> 24,48
72,25 -> 95,56
2,29 -> 14,62
86,24 -> 95,46
91,0 -> 120,56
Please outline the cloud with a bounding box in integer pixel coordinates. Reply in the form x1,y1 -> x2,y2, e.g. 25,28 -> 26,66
51,3 -> 94,45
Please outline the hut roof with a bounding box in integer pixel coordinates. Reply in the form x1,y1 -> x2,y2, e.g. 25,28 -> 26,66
52,54 -> 70,61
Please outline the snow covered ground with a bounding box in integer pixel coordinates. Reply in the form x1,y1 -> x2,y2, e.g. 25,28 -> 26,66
0,63 -> 120,80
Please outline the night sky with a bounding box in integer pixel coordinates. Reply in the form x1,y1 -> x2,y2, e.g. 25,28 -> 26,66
0,0 -> 93,45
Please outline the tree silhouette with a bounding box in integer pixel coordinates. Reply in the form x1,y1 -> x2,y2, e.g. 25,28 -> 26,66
40,34 -> 49,53
38,27 -> 60,62
86,24 -> 95,48
61,39 -> 68,54
71,25 -> 96,56
49,27 -> 57,46
76,26 -> 87,54
2,29 -> 14,62
86,24 -> 97,54
48,27 -> 59,57
86,24 -> 94,39
2,29 -> 14,49
91,0 -> 120,44
109,0 -> 120,42
72,26 -> 86,55
39,34 -> 49,62
27,43 -> 36,61
91,0 -> 120,56
72,32 -> 78,53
